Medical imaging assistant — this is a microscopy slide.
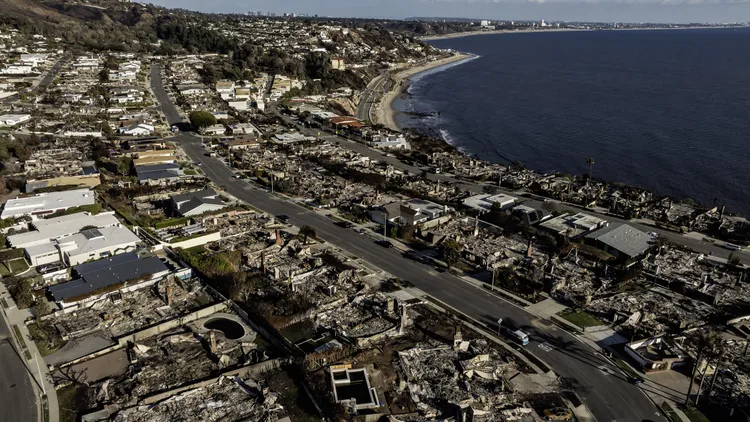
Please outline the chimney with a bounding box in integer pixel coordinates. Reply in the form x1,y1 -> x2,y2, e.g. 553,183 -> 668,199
165,284 -> 172,306
720,205 -> 726,219
275,229 -> 282,246
260,250 -> 266,273
526,239 -> 533,258
209,330 -> 217,355
387,297 -> 396,314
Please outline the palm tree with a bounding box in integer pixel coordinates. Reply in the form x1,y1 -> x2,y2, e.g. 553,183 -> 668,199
685,330 -> 718,407
586,158 -> 595,185
299,225 -> 316,244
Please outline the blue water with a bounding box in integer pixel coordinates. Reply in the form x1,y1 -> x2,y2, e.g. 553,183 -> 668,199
395,28 -> 750,215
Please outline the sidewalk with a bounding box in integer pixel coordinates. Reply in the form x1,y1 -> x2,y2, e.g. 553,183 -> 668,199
0,283 -> 59,422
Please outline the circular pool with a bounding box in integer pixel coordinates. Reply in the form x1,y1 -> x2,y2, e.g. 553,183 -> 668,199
203,317 -> 246,340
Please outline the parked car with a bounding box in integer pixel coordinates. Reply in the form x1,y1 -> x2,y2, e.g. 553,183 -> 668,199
275,214 -> 290,223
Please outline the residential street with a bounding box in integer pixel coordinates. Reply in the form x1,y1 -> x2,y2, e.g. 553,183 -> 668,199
151,62 -> 668,422
0,307 -> 37,422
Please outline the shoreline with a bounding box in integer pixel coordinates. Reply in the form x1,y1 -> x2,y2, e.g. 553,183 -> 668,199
374,53 -> 474,131
420,25 -> 743,41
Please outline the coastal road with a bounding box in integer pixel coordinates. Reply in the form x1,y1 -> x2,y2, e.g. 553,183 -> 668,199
355,71 -> 390,123
0,308 -> 38,422
151,63 -> 667,422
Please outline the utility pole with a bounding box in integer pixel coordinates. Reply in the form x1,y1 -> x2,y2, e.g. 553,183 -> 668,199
270,173 -> 274,194
382,211 -> 388,238
34,353 -> 46,397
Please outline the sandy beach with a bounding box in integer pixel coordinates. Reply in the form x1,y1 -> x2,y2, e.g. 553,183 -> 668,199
373,53 -> 473,131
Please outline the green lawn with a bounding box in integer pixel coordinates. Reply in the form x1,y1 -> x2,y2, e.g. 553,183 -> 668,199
57,384 -> 88,422
558,310 -> 606,328
683,406 -> 711,422
662,402 -> 685,422
28,322 -> 67,357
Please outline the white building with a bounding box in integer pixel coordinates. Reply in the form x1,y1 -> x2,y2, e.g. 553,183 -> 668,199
463,193 -> 517,212
118,123 -> 154,136
1,65 -> 34,75
540,212 -> 607,238
0,114 -> 31,126
57,226 -> 140,266
1,189 -> 96,220
19,53 -> 48,66
368,133 -> 410,150
8,211 -> 121,249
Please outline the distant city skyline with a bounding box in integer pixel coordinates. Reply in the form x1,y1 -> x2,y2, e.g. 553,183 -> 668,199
142,0 -> 750,24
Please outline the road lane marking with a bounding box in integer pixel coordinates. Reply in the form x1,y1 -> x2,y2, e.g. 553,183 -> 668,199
538,342 -> 553,352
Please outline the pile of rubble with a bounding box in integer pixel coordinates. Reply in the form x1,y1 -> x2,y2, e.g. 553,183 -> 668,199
111,375 -> 287,422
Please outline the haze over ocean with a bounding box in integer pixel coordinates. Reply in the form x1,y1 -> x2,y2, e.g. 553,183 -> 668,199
395,28 -> 750,215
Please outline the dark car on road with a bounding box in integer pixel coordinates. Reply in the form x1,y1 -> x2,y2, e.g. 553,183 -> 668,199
375,239 -> 394,248
276,214 -> 290,223
335,221 -> 353,228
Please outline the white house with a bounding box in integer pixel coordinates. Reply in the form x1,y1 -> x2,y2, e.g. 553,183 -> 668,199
0,114 -> 31,126
9,211 -> 121,249
56,226 -> 140,266
463,193 -> 518,212
118,123 -> 155,136
368,133 -> 410,150
1,65 -> 34,75
1,188 -> 96,220
200,124 -> 226,136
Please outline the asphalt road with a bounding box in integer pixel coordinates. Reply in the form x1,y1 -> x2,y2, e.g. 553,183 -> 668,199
150,62 -> 667,422
355,71 -> 389,122
0,312 -> 37,422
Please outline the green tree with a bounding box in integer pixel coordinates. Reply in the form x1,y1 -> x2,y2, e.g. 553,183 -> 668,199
7,277 -> 33,309
189,110 -> 217,130
440,240 -> 462,269
33,300 -> 50,320
299,225 -> 316,244
482,185 -> 498,195
117,157 -> 132,176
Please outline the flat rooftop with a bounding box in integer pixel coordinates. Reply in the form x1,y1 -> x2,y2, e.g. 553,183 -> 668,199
586,223 -> 652,258
1,188 -> 96,219
8,211 -> 120,248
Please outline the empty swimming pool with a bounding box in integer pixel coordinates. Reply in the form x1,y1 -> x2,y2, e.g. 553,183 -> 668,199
203,317 -> 245,340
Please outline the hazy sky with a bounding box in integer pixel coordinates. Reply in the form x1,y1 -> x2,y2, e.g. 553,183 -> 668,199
144,0 -> 750,23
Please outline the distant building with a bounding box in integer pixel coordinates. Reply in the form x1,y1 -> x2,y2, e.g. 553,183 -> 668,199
0,114 -> 31,126
330,57 -> 346,70
1,189 -> 96,220
480,20 -> 490,27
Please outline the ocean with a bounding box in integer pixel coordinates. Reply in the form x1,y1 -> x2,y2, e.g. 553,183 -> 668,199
394,28 -> 750,216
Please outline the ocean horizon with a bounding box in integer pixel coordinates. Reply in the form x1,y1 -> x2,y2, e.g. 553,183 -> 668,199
394,27 -> 750,216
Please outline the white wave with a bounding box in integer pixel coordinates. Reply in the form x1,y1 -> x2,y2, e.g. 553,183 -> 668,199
409,54 -> 481,84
